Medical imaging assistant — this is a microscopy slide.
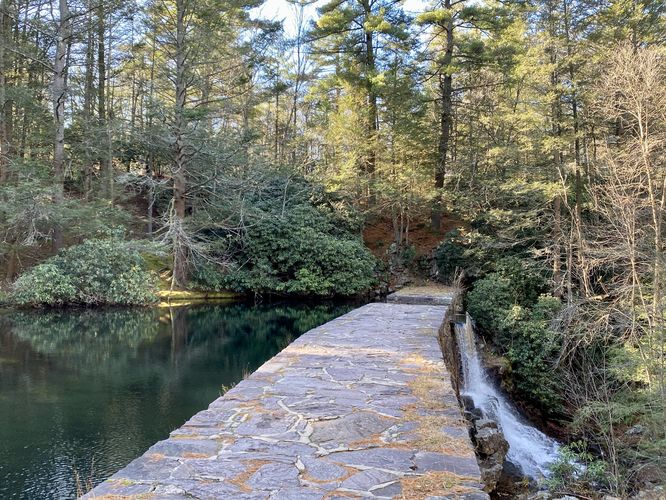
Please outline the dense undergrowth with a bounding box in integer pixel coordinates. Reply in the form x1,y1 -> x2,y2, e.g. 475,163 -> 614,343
5,175 -> 377,307
190,179 -> 377,297
435,179 -> 666,496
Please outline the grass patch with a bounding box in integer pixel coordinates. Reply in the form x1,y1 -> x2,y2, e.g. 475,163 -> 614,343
400,471 -> 480,498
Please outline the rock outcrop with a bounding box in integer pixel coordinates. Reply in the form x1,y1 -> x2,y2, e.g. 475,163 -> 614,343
473,418 -> 509,492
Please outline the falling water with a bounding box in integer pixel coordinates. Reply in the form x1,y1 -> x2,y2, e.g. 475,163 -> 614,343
454,314 -> 560,478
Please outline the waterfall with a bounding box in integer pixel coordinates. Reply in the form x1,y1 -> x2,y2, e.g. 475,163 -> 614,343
454,314 -> 560,479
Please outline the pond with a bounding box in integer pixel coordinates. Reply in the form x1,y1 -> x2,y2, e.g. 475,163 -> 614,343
0,301 -> 354,499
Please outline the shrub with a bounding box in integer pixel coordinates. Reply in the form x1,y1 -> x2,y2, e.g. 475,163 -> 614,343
434,180 -> 558,284
467,265 -> 563,411
12,239 -> 157,307
504,296 -> 562,411
12,263 -> 77,306
221,207 -> 377,297
466,257 -> 550,341
492,256 -> 549,307
547,441 -> 609,493
434,229 -> 469,282
190,261 -> 227,292
467,274 -> 515,337
190,175 -> 377,297
434,229 -> 490,282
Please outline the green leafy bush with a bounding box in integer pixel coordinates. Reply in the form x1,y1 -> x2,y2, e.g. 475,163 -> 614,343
220,205 -> 377,297
12,263 -> 76,307
492,256 -> 548,306
504,296 -> 562,411
467,266 -> 562,411
467,274 -> 515,337
434,229 -> 470,281
467,256 -> 549,339
12,239 -> 157,307
190,261 -> 227,292
434,180 -> 558,284
434,229 -> 491,282
189,175 -> 377,297
547,441 -> 609,493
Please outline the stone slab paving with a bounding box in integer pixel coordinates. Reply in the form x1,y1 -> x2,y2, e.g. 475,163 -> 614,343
386,286 -> 456,306
86,301 -> 486,499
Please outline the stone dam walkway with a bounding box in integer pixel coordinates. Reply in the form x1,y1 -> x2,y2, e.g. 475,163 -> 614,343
87,291 -> 487,499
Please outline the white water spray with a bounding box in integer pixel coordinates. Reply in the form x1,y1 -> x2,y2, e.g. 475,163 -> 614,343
455,314 -> 560,478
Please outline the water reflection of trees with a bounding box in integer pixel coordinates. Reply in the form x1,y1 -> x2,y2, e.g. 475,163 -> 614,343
4,302 -> 354,375
6,308 -> 163,371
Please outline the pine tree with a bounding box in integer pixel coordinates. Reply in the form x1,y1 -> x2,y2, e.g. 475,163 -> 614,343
310,0 -> 409,203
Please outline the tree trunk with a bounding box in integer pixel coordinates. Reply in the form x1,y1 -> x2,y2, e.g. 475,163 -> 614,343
51,0 -> 71,252
290,11 -> 302,165
0,0 -> 13,182
97,6 -> 112,200
97,7 -> 105,122
362,0 -> 377,204
171,0 -> 189,288
83,6 -> 95,199
274,89 -> 279,161
146,29 -> 156,236
563,0 -> 591,297
431,2 -> 454,231
550,45 -> 564,297
5,246 -> 18,282
553,195 -> 563,297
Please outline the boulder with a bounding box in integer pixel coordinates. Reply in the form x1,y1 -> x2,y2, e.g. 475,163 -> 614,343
473,420 -> 509,493
476,426 -> 509,459
476,418 -> 498,431
480,462 -> 504,491
495,459 -> 531,497
461,394 -> 475,411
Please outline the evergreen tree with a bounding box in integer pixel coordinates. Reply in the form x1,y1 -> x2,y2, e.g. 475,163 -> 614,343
309,0 -> 410,203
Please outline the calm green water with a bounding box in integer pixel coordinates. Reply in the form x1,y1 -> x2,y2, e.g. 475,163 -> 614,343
0,302 -> 353,499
